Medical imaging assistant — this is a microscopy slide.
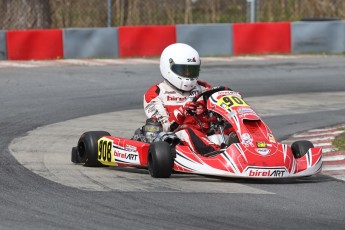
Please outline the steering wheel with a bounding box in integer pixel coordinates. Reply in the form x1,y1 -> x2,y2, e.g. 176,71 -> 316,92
192,86 -> 230,103
185,86 -> 230,116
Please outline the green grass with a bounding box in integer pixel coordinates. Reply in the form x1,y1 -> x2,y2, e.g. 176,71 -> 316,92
333,129 -> 345,151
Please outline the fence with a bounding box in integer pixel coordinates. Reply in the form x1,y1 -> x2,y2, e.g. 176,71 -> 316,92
0,0 -> 345,30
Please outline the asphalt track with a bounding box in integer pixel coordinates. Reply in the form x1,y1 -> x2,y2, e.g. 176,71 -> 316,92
1,56 -> 345,229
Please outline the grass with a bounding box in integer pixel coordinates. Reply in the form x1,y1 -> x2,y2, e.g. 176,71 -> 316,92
333,129 -> 345,151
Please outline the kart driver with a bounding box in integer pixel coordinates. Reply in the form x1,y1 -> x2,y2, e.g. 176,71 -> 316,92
144,43 -> 228,155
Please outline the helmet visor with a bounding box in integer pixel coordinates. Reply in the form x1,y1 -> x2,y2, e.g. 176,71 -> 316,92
171,64 -> 200,78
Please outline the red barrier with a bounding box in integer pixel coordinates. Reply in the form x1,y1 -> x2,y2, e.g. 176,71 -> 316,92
118,25 -> 176,57
233,22 -> 291,55
6,29 -> 63,60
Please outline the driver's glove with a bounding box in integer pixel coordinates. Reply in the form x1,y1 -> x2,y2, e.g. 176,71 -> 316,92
181,101 -> 197,116
170,101 -> 196,126
195,101 -> 207,115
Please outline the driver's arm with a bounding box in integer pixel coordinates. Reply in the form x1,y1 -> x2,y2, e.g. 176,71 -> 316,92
144,85 -> 171,131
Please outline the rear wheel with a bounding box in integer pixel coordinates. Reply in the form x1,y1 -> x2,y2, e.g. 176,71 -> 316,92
148,142 -> 173,178
71,147 -> 80,163
77,131 -> 110,167
291,140 -> 314,159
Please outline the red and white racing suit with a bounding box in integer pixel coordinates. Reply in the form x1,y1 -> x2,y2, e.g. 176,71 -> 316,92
144,80 -> 220,155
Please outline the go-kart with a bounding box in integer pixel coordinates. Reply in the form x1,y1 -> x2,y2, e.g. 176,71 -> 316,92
71,87 -> 322,178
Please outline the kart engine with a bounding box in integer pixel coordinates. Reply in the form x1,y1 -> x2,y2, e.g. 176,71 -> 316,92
132,119 -> 163,143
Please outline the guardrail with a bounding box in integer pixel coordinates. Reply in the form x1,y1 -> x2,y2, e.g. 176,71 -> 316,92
0,21 -> 344,60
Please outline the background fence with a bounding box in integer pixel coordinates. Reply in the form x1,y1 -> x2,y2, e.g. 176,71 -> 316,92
0,0 -> 345,30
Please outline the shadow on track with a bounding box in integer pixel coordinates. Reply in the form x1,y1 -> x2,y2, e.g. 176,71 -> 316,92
104,166 -> 334,184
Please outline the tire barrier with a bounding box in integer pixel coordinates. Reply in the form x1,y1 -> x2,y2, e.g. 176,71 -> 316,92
63,28 -> 119,59
176,23 -> 233,56
118,25 -> 176,57
0,31 -> 7,60
292,21 -> 345,54
233,22 -> 291,55
1,21 -> 344,60
6,29 -> 63,60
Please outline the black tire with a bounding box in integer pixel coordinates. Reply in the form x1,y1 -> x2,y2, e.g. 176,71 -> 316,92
291,140 -> 314,159
77,131 -> 110,167
71,147 -> 80,163
148,142 -> 173,178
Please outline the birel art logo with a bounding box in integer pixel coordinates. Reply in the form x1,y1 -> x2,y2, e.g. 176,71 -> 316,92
167,96 -> 187,102
245,167 -> 287,177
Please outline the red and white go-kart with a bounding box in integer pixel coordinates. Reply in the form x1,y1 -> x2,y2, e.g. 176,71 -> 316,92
71,87 -> 322,179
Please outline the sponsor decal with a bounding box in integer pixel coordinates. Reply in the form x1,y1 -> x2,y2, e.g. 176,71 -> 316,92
217,95 -> 248,110
238,108 -> 255,115
146,103 -> 156,114
114,150 -> 125,159
187,57 -> 197,62
256,142 -> 267,148
241,133 -> 253,147
217,91 -> 233,96
256,148 -> 270,156
164,91 -> 176,94
246,167 -> 287,177
114,150 -> 138,161
268,134 -> 276,143
125,144 -> 137,152
221,103 -> 227,109
238,107 -> 258,118
145,126 -> 160,132
156,115 -> 166,123
98,139 -> 113,162
227,111 -> 236,119
125,153 -> 138,161
167,95 -> 187,102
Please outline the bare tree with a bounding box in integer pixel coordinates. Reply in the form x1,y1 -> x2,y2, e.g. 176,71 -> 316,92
185,0 -> 193,24
2,0 -> 51,29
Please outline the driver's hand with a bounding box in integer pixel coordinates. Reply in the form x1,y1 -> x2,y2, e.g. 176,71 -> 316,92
195,101 -> 207,115
182,101 -> 197,115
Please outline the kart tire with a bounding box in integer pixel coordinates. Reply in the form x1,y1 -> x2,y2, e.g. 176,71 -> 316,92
71,147 -> 80,163
291,140 -> 314,159
148,142 -> 173,178
77,131 -> 110,167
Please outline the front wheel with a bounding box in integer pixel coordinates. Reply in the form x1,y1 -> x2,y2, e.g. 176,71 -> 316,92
77,131 -> 110,167
291,140 -> 314,159
148,142 -> 173,178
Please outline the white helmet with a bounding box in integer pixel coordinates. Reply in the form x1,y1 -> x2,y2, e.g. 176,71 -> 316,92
160,43 -> 201,92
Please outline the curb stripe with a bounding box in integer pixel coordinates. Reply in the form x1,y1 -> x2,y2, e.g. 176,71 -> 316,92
284,125 -> 345,180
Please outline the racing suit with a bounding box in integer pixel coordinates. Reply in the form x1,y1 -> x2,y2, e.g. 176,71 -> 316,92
144,80 -> 220,155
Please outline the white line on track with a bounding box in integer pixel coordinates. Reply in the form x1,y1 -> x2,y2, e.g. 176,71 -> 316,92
322,165 -> 345,171
0,55 -> 324,68
0,62 -> 39,68
323,155 -> 345,161
292,130 -> 343,138
56,59 -> 107,66
323,148 -> 338,153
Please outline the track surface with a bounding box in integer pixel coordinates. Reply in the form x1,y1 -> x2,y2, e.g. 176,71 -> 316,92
1,56 -> 345,229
